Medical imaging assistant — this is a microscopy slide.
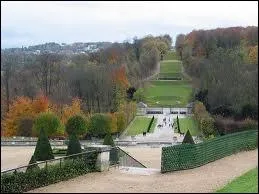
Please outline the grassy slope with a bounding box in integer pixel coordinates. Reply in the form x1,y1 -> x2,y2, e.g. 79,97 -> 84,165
174,117 -> 200,136
125,117 -> 153,136
143,52 -> 193,107
216,167 -> 258,193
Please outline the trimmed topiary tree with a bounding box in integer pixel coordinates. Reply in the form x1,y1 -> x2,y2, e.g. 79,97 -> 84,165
65,115 -> 87,136
66,133 -> 82,156
103,133 -> 115,146
26,155 -> 40,172
33,128 -> 54,161
33,112 -> 61,137
88,113 -> 112,138
182,130 -> 195,144
176,115 -> 181,133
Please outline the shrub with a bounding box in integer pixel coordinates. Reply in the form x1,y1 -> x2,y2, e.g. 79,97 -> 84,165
182,130 -> 195,144
33,112 -> 61,137
88,114 -> 111,137
1,156 -> 97,193
176,115 -> 181,133
241,104 -> 258,120
65,115 -> 87,136
66,133 -> 82,156
200,115 -> 216,137
26,155 -> 40,172
16,117 -> 34,137
103,133 -> 115,146
115,112 -> 126,133
147,116 -> 155,133
33,128 -> 54,161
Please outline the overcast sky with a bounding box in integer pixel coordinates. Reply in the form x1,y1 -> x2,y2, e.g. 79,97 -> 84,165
1,1 -> 258,48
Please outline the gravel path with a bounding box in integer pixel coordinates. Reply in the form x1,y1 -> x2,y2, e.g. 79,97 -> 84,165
27,149 -> 258,193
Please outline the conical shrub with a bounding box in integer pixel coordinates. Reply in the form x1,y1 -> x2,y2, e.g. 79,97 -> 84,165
33,128 -> 54,161
66,133 -> 82,156
26,155 -> 40,172
177,115 -> 181,133
103,133 -> 115,146
182,130 -> 195,144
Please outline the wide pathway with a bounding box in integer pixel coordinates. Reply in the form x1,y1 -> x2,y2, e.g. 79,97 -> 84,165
28,149 -> 258,193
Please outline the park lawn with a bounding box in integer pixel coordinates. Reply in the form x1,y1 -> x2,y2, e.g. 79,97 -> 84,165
174,117 -> 200,136
159,72 -> 182,79
125,116 -> 152,136
164,51 -> 179,60
216,167 -> 258,193
160,60 -> 182,74
143,80 -> 193,107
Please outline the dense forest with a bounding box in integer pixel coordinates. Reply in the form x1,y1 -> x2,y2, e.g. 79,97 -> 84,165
175,26 -> 258,121
1,34 -> 172,136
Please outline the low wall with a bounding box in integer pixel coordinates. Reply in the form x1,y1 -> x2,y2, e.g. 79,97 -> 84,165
161,129 -> 258,173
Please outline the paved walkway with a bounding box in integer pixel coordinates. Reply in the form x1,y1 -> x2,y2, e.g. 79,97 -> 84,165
27,149 -> 258,193
120,113 -> 186,143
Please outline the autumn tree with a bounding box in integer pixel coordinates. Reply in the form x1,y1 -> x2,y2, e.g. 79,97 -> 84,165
175,34 -> 185,60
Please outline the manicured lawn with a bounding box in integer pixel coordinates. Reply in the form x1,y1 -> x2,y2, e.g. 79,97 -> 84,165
143,80 -> 193,107
164,51 -> 179,60
174,117 -> 200,136
160,60 -> 182,74
216,167 -> 258,193
125,117 -> 156,136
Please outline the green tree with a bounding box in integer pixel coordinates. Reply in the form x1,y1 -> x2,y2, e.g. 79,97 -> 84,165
33,128 -> 54,161
66,133 -> 82,156
65,115 -> 87,136
88,114 -> 111,137
103,133 -> 115,146
33,112 -> 61,137
182,130 -> 195,144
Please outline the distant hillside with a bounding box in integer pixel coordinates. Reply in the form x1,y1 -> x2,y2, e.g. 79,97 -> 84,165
1,42 -> 113,55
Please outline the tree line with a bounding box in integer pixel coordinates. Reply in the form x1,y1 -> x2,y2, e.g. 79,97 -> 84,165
1,34 -> 172,136
175,26 -> 258,120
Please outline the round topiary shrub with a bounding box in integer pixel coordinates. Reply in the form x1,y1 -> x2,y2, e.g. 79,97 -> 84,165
103,133 -> 115,146
66,133 -> 82,156
65,115 -> 87,136
33,128 -> 54,161
33,112 -> 61,137
88,114 -> 111,138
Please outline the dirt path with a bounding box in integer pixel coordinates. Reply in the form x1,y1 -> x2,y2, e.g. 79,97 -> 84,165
28,149 -> 258,193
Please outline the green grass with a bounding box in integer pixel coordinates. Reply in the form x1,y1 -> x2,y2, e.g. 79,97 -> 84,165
160,60 -> 182,74
143,80 -> 193,107
159,72 -> 182,79
216,167 -> 258,193
125,116 -> 155,136
174,117 -> 200,136
164,51 -> 179,60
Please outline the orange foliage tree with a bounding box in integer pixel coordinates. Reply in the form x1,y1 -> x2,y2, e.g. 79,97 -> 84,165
2,94 -> 50,137
60,98 -> 83,125
248,45 -> 258,64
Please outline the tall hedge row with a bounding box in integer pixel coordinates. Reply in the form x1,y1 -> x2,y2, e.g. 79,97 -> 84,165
161,129 -> 258,173
147,116 -> 155,133
1,154 -> 98,193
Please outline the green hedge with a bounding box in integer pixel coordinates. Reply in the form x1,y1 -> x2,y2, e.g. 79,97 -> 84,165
1,153 -> 98,193
147,116 -> 155,133
161,130 -> 258,173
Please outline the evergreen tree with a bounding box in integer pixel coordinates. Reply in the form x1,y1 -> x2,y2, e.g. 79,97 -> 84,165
26,155 -> 40,172
176,115 -> 181,133
33,128 -> 54,161
182,130 -> 195,144
66,133 -> 82,156
103,133 -> 115,146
